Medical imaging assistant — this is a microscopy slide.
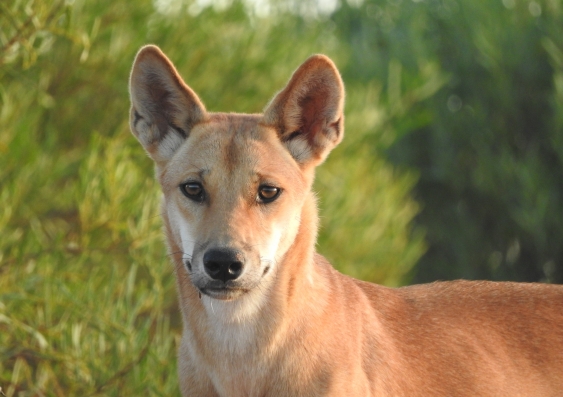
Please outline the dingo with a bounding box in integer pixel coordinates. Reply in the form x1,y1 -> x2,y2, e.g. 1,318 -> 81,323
129,45 -> 563,396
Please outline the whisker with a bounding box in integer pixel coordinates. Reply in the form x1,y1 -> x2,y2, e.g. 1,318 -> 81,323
165,250 -> 185,257
244,242 -> 271,250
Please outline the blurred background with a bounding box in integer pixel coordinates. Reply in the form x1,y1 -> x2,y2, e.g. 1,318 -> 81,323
1,0 -> 562,395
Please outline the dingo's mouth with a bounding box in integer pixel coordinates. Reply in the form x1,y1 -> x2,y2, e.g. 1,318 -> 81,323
199,286 -> 249,301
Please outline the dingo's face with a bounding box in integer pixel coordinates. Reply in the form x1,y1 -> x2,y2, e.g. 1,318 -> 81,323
129,46 -> 343,302
161,115 -> 308,300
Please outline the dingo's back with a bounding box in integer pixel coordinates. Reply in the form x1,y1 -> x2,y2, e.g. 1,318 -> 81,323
129,45 -> 563,396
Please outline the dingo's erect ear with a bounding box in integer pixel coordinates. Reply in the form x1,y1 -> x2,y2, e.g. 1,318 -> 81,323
129,45 -> 207,164
263,55 -> 344,165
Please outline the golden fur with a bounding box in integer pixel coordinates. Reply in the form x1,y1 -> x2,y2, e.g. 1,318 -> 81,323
129,45 -> 563,396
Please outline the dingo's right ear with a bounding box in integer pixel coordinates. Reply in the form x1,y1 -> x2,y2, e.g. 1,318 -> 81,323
129,45 -> 207,164
263,54 -> 344,166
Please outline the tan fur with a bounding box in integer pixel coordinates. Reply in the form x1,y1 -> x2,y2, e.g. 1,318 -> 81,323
129,45 -> 563,397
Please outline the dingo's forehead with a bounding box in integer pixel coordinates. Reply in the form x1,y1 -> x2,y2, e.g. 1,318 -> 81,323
161,113 -> 305,192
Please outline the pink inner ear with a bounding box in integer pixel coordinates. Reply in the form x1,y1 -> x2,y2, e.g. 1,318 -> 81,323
299,88 -> 330,143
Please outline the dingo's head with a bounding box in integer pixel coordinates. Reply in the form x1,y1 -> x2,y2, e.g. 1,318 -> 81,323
129,46 -> 344,302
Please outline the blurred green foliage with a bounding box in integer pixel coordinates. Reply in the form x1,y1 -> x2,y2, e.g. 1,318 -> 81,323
332,0 -> 563,283
1,0 -> 562,395
0,0 -> 423,394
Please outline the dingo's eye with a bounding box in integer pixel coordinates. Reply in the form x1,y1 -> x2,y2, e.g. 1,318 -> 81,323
258,185 -> 281,203
180,182 -> 204,202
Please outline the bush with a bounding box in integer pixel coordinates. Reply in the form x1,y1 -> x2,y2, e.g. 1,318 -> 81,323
333,0 -> 563,283
0,0 -> 424,394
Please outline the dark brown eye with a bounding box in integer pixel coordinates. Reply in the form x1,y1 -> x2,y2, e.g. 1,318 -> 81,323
258,186 -> 281,203
180,182 -> 204,202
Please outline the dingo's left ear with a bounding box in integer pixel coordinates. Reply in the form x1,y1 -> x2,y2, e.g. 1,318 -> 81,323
263,54 -> 344,165
129,45 -> 207,165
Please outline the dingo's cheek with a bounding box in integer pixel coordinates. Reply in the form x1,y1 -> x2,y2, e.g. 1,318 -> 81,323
167,200 -> 196,272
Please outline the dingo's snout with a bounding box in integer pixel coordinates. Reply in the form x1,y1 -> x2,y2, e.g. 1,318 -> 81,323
203,248 -> 244,283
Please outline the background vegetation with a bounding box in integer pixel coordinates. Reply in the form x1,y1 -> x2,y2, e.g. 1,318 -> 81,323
1,0 -> 561,395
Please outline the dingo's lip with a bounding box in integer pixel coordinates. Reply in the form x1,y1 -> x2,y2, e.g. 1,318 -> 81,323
199,286 -> 248,301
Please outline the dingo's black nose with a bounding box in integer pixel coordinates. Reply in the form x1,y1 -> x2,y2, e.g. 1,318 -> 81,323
203,248 -> 244,283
